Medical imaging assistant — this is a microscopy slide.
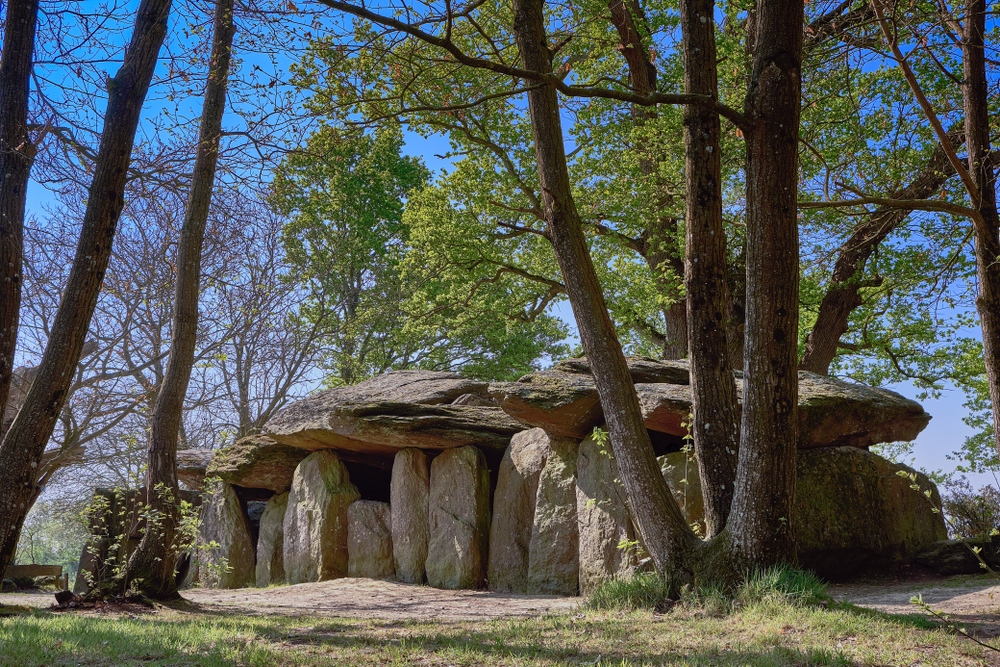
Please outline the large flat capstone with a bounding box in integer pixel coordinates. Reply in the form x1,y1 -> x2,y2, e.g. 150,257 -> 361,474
490,359 -> 929,448
264,371 -> 522,465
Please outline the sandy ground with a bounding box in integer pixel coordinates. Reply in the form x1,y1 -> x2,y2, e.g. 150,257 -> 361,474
3,574 -> 1000,626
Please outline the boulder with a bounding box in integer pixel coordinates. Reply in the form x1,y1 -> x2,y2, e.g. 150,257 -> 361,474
661,447 -> 948,579
207,435 -> 309,493
577,434 -> 641,595
916,536 -> 1000,575
198,481 -> 256,589
795,447 -> 947,577
348,501 -> 394,579
491,358 -> 929,448
488,429 -> 552,593
527,434 -> 580,595
177,448 -> 214,490
390,449 -> 430,584
265,372 -> 523,463
426,446 -> 491,589
256,492 -> 288,587
283,451 -> 361,584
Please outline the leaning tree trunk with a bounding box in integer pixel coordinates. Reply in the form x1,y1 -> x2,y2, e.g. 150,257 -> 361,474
679,0 -> 741,537
724,0 -> 803,567
962,0 -> 1000,460
0,0 -> 173,575
117,0 -> 235,599
0,0 -> 40,439
799,128 -> 963,375
512,0 -> 699,578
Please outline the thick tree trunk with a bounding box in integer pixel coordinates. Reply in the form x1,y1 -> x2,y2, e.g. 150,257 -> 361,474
119,0 -> 235,599
513,0 -> 698,577
799,129 -> 963,374
679,0 -> 740,537
0,0 -> 40,435
725,0 -> 803,566
0,0 -> 172,575
963,0 -> 1000,459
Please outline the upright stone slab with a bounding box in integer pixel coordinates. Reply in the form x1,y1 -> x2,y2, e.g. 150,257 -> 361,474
256,492 -> 288,587
348,500 -> 394,579
527,434 -> 580,595
488,429 -> 551,592
426,446 -> 491,589
199,481 -> 256,589
576,434 -> 642,595
283,451 -> 360,584
391,448 -> 430,583
658,452 -> 705,533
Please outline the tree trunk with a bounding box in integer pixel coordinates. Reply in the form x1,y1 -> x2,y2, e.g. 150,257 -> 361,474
0,0 -> 40,437
607,0 -> 687,359
679,0 -> 740,537
963,0 -> 1000,459
799,129 -> 963,374
513,0 -> 699,577
725,0 -> 803,566
118,0 -> 235,599
0,0 -> 172,576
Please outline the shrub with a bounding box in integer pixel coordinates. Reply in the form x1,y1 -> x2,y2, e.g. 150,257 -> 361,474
941,477 -> 1000,539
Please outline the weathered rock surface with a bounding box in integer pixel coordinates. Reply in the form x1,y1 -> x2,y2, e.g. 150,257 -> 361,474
283,451 -> 361,584
663,447 -> 947,579
348,500 -> 394,579
265,370 -> 523,462
491,358 -> 929,448
795,373 -> 931,448
577,434 -> 641,595
527,435 -> 580,595
427,446 -> 491,589
256,492 -> 288,587
207,435 -> 309,493
795,447 -> 947,577
391,449 -> 430,584
487,429 -> 551,592
657,451 -> 705,532
177,448 -> 214,490
916,536 -> 1000,575
198,481 -> 256,589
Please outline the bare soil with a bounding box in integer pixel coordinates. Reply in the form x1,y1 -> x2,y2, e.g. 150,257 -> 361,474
3,573 -> 999,627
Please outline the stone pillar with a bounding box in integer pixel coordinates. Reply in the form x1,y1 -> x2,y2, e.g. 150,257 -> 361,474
527,434 -> 579,595
488,428 -> 551,592
348,500 -> 394,579
426,446 -> 491,589
199,481 -> 256,589
256,492 -> 288,587
283,451 -> 360,584
390,448 -> 430,584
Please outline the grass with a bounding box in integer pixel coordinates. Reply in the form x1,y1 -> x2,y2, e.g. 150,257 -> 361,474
0,583 -> 993,667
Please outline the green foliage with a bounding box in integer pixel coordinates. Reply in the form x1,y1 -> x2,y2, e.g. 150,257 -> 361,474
15,499 -> 89,581
273,125 -> 568,383
940,478 -> 1000,540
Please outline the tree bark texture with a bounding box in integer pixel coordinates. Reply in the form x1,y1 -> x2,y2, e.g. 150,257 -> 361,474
0,0 -> 40,433
608,0 -> 687,359
512,0 -> 698,576
799,129 -> 963,374
963,0 -> 1000,459
122,0 -> 235,599
679,0 -> 740,537
726,0 -> 803,566
0,0 -> 172,575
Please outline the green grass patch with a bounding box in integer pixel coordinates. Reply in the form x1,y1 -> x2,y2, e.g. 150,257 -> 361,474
0,592 -> 991,666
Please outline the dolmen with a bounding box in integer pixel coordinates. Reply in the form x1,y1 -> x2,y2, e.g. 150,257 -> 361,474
92,359 -> 953,595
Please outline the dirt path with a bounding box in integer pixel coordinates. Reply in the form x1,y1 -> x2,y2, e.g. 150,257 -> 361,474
4,574 -> 1000,626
